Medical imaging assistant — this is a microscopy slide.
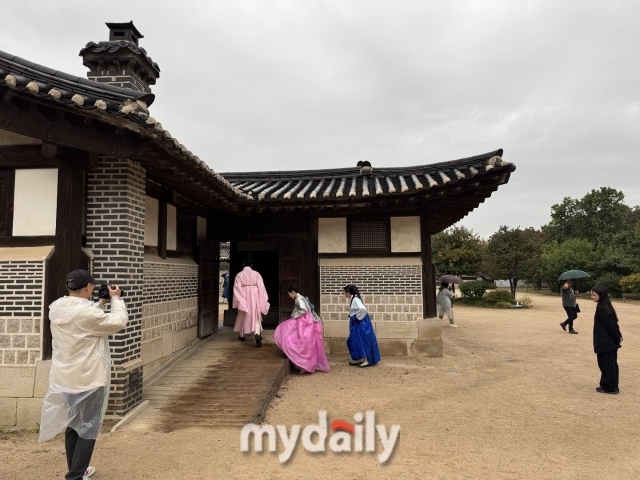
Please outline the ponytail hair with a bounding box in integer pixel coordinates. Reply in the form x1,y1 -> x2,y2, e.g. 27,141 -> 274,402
344,284 -> 362,300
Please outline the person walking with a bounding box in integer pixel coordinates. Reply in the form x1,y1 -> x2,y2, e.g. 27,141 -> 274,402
274,285 -> 330,373
590,285 -> 623,394
436,282 -> 456,327
38,269 -> 127,480
233,254 -> 270,347
344,285 -> 381,368
559,280 -> 579,334
221,273 -> 229,303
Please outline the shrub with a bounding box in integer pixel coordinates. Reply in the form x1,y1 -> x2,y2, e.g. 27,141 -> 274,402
459,281 -> 495,299
518,295 -> 533,308
595,272 -> 622,298
620,273 -> 640,293
495,301 -> 513,309
484,290 -> 515,305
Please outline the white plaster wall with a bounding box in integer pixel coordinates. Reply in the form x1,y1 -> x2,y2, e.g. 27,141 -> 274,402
318,218 -> 347,253
391,216 -> 421,252
167,205 -> 177,250
144,196 -> 159,247
12,169 -> 58,236
197,216 -> 207,242
0,130 -> 41,146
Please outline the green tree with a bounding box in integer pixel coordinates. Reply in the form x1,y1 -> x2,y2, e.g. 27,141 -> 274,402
482,226 -> 544,296
431,226 -> 484,277
540,238 -> 600,292
543,187 -> 630,247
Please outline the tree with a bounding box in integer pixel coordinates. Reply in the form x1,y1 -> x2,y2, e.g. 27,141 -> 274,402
431,226 -> 484,277
543,187 -> 630,247
483,226 -> 544,296
540,238 -> 600,292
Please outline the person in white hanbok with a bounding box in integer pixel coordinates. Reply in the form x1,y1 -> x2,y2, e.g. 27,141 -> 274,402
436,282 -> 456,327
344,285 -> 381,367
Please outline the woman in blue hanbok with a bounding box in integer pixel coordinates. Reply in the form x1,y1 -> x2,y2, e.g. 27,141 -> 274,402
344,285 -> 381,367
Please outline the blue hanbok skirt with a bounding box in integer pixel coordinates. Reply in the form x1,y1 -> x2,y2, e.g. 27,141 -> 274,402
346,314 -> 381,365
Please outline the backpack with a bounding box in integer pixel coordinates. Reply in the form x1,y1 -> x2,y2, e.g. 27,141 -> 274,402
303,296 -> 322,323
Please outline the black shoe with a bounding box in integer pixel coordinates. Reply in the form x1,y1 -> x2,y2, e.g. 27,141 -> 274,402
255,334 -> 262,348
569,330 -> 578,334
596,387 -> 619,394
238,336 -> 245,342
559,322 -> 567,331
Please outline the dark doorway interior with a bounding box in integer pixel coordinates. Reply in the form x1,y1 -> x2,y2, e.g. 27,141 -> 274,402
225,242 -> 281,329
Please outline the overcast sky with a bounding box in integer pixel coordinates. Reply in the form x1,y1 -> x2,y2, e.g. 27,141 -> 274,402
2,1 -> 638,237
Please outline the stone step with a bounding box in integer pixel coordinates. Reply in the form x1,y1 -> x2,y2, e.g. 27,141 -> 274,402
126,328 -> 289,431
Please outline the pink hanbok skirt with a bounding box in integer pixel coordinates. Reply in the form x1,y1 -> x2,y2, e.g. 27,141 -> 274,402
274,311 -> 330,373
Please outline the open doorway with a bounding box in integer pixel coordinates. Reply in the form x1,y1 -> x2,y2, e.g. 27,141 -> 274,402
223,241 -> 281,329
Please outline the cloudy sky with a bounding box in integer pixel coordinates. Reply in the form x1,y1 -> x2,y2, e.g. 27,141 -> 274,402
2,1 -> 638,237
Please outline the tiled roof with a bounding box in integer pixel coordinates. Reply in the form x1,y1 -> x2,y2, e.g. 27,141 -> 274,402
1,48 -> 515,220
79,41 -> 161,77
0,50 -> 242,201
222,149 -> 512,202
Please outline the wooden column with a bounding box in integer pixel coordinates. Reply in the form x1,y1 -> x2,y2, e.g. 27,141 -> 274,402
306,212 -> 320,305
158,200 -> 167,259
420,203 -> 437,318
47,144 -> 89,299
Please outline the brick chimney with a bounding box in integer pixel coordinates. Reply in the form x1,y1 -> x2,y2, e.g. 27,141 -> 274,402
80,21 -> 160,93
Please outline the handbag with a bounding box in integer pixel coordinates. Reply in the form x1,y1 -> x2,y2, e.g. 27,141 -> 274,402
303,296 -> 322,322
575,303 -> 581,313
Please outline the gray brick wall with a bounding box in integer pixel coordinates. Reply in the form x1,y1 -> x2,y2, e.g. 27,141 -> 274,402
0,261 -> 45,365
143,262 -> 198,303
86,157 -> 146,416
320,264 -> 422,295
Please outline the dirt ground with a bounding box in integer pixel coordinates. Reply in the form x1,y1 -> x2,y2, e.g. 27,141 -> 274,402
2,293 -> 639,480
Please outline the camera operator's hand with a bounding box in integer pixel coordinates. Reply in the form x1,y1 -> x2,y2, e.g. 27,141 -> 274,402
108,285 -> 122,299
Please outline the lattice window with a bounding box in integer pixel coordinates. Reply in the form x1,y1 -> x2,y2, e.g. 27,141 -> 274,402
348,218 -> 390,251
177,211 -> 197,254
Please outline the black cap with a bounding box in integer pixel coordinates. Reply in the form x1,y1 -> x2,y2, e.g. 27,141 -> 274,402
65,269 -> 96,290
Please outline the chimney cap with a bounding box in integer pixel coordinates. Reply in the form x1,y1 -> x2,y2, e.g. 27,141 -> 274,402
106,21 -> 144,45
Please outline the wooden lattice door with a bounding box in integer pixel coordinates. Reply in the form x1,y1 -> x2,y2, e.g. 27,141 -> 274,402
198,240 -> 219,337
279,241 -> 302,322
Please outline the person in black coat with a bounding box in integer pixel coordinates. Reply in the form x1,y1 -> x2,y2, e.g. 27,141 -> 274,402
590,285 -> 623,394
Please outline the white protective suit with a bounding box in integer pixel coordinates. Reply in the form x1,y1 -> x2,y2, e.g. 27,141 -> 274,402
39,296 -> 128,442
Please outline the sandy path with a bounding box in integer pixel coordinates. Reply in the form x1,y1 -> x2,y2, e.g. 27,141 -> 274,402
2,294 -> 638,480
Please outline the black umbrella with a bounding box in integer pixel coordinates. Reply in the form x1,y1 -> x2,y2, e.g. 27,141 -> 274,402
436,275 -> 463,284
558,270 -> 590,282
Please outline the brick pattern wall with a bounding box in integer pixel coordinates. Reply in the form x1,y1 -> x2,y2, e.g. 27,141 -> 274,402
320,265 -> 422,295
141,298 -> 198,343
86,158 -> 146,416
143,262 -> 198,303
320,294 -> 423,323
0,261 -> 44,365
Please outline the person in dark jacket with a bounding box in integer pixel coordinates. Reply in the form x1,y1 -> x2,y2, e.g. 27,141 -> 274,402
590,285 -> 623,394
559,280 -> 579,334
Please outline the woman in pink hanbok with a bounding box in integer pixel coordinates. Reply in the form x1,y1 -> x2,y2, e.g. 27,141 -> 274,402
274,285 -> 330,373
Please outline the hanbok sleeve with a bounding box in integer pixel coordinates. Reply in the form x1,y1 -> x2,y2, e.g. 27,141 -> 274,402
292,295 -> 308,318
352,297 -> 368,320
233,272 -> 248,312
257,273 -> 271,316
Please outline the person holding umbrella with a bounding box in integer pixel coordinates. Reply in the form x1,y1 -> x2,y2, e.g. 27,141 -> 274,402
558,270 -> 589,334
436,275 -> 461,328
560,280 -> 579,334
